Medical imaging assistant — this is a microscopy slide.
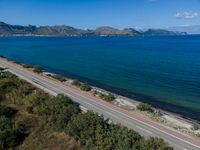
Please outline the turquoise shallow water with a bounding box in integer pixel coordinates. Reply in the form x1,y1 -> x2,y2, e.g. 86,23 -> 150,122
0,36 -> 200,120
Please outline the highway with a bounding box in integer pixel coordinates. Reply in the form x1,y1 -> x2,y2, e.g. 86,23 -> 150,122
0,58 -> 200,150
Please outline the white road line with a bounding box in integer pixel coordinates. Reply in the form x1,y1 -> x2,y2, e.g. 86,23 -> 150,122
106,111 -> 121,119
136,125 -> 153,135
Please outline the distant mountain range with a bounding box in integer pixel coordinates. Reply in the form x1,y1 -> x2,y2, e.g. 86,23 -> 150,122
0,21 -> 186,36
168,25 -> 200,35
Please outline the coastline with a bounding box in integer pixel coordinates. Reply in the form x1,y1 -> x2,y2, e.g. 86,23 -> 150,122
44,66 -> 200,121
30,59 -> 200,122
47,73 -> 200,137
0,56 -> 199,138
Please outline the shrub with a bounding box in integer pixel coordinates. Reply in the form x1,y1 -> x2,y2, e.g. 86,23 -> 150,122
71,80 -> 91,91
12,61 -> 22,65
22,64 -> 32,68
100,93 -> 115,102
51,75 -> 66,82
71,80 -> 81,87
192,122 -> 200,131
93,90 -> 98,95
33,66 -> 43,73
137,103 -> 153,112
80,83 -> 91,91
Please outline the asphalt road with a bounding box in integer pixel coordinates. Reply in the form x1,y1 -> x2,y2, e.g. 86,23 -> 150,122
0,58 -> 200,150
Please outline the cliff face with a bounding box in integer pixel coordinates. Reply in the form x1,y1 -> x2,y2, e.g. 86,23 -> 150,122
0,21 -> 186,36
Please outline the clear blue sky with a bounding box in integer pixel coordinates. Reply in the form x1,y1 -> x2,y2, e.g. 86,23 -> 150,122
0,0 -> 199,29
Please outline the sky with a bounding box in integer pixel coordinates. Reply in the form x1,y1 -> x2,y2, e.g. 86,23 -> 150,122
0,0 -> 200,29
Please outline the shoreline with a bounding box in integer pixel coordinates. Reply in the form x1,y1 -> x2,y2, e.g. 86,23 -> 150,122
43,66 -> 200,122
1,56 -> 200,138
41,71 -> 200,137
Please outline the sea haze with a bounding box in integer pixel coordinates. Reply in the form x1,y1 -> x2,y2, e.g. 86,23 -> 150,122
0,35 -> 200,120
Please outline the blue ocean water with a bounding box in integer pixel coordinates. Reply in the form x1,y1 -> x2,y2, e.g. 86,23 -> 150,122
0,36 -> 200,120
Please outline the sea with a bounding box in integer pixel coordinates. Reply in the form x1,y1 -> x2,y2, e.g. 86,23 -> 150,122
0,35 -> 200,121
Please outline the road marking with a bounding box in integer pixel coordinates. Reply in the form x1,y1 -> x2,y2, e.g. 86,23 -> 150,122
106,111 -> 121,119
135,125 -> 153,135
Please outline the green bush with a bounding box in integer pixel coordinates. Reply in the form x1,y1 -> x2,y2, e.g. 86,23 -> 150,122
80,83 -> 91,91
71,80 -> 91,91
22,64 -> 33,68
100,93 -> 115,102
192,122 -> 200,131
71,80 -> 81,87
12,61 -> 22,65
51,75 -> 66,82
137,103 -> 153,112
33,66 -> 43,73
